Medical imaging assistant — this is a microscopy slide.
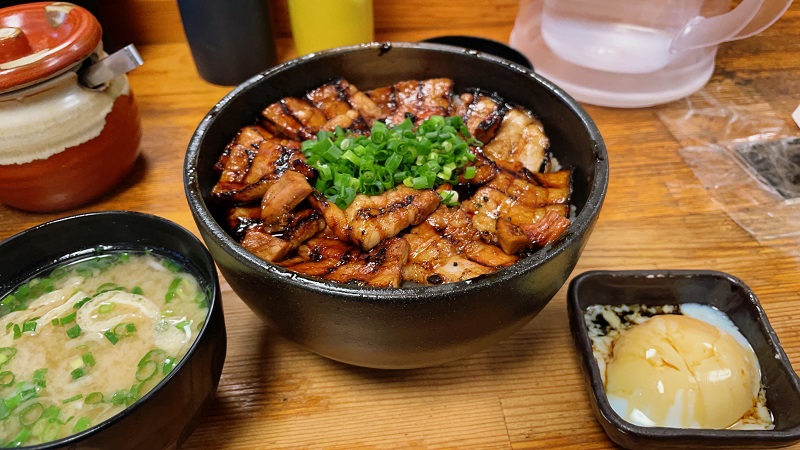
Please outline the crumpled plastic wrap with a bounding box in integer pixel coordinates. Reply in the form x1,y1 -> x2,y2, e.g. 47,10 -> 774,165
658,83 -> 800,249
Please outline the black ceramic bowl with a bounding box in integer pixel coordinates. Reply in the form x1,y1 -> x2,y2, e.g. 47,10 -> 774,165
184,42 -> 608,369
0,211 -> 226,449
568,270 -> 800,449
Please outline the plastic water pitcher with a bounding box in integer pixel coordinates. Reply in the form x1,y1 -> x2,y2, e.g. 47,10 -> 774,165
509,0 -> 792,107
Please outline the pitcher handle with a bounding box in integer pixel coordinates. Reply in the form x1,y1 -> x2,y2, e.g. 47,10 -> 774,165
670,0 -> 792,53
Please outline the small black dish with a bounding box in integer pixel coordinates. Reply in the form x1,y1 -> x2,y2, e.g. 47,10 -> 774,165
421,35 -> 533,70
0,211 -> 226,449
567,270 -> 800,449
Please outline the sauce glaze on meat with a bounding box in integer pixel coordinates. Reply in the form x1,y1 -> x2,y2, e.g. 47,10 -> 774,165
210,78 -> 573,287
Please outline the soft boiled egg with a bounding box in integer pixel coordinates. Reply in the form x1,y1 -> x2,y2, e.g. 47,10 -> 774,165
604,303 -> 762,429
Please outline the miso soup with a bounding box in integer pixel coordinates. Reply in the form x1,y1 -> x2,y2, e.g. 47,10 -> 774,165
0,251 -> 209,446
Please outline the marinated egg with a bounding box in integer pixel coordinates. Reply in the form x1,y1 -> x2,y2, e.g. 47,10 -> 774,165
585,303 -> 773,430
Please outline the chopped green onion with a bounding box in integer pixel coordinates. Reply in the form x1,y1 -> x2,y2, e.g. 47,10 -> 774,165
40,420 -> 61,442
164,277 -> 183,303
73,297 -> 91,309
103,330 -> 119,345
72,416 -> 91,433
19,402 -> 43,426
161,259 -> 181,273
0,399 -> 9,420
43,405 -> 61,419
60,311 -> 77,325
51,318 -> 60,326
82,352 -> 96,367
62,394 -> 83,404
162,356 -> 177,375
301,115 -> 482,208
174,319 -> 191,330
21,320 -> 36,333
12,324 -> 21,340
131,286 -> 143,295
113,323 -> 136,337
97,302 -> 115,314
0,347 -> 16,367
33,368 -> 47,388
85,392 -> 103,404
66,324 -> 82,339
0,371 -> 14,387
71,367 -> 87,380
135,361 -> 157,382
96,282 -> 121,294
7,427 -> 31,446
109,391 -> 128,405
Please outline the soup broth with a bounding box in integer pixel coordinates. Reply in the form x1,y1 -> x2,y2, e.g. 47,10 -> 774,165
0,251 -> 209,446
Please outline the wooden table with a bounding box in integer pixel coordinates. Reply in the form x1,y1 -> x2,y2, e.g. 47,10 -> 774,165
2,7 -> 800,449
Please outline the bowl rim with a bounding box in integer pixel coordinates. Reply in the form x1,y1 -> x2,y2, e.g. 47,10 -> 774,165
567,269 -> 800,447
0,210 -> 223,448
184,41 -> 609,301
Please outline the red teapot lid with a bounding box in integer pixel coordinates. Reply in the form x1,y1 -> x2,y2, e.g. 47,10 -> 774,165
0,2 -> 101,92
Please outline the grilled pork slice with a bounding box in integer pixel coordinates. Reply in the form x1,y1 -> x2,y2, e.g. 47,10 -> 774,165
278,236 -> 410,287
462,170 -> 572,254
306,80 -> 369,133
211,138 -> 306,205
336,79 -> 385,126
240,208 -> 326,263
213,125 -> 279,172
308,186 -> 441,250
261,98 -> 328,141
403,205 -> 518,284
384,78 -> 454,126
259,170 -> 314,224
483,107 -> 550,174
366,85 -> 395,117
457,149 -> 498,186
453,90 -> 508,144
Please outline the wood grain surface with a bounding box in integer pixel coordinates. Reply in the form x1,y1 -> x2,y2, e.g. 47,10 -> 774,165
1,3 -> 800,449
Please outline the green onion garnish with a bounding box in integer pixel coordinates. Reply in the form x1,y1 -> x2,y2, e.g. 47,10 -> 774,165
0,347 -> 16,367
7,427 -> 31,446
72,417 -> 91,433
161,259 -> 181,273
131,286 -> 143,295
73,297 -> 91,309
135,361 -> 157,382
62,394 -> 83,404
109,391 -> 128,405
96,282 -> 120,293
164,277 -> 183,303
103,330 -> 119,345
0,371 -> 14,387
0,399 -> 9,420
70,367 -> 86,380
51,318 -> 60,326
66,324 -> 82,339
113,323 -> 136,337
21,320 -> 36,333
60,311 -> 77,325
12,324 -> 21,340
174,319 -> 191,330
33,368 -> 47,388
85,392 -> 103,404
97,302 -> 115,314
301,115 -> 480,208
19,402 -> 43,426
82,352 -> 96,367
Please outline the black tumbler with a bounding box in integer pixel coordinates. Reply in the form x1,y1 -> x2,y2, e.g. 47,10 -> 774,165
178,0 -> 277,86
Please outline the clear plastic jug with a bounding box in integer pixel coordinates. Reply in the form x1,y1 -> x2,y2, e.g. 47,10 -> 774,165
510,0 -> 792,107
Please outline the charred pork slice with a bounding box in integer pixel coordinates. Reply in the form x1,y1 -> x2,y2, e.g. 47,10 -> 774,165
366,86 -> 395,117
384,78 -> 454,126
259,170 -> 314,224
278,236 -> 410,287
261,97 -> 328,140
308,186 -> 441,251
335,78 -> 385,126
240,208 -> 326,263
307,80 -> 369,133
462,171 -> 572,254
483,107 -> 550,174
213,125 -> 278,172
211,139 -> 306,205
453,90 -> 507,145
457,149 -> 497,186
403,205 -> 518,284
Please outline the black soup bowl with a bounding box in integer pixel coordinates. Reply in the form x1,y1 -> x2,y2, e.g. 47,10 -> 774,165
184,42 -> 608,369
0,211 -> 226,449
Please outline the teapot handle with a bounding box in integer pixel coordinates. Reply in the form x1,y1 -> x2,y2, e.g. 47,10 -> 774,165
669,0 -> 792,53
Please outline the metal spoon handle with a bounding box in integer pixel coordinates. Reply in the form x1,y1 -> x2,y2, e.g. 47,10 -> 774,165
79,44 -> 144,88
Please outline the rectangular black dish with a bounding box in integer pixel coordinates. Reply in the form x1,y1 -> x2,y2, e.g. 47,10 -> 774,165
567,270 -> 800,449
